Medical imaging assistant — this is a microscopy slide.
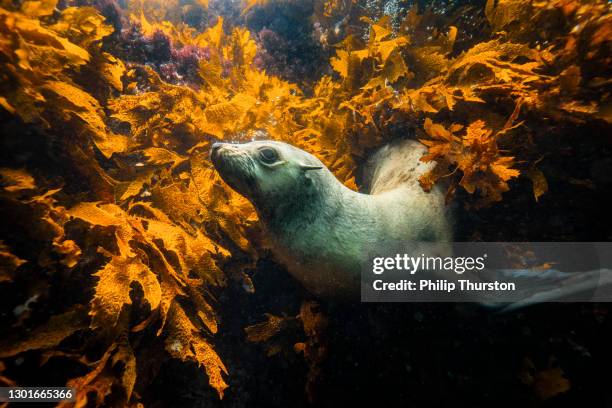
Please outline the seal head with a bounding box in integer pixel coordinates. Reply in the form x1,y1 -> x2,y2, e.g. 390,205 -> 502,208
210,141 -> 327,224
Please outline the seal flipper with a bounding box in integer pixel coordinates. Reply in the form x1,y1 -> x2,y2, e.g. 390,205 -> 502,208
482,268 -> 612,312
362,139 -> 435,195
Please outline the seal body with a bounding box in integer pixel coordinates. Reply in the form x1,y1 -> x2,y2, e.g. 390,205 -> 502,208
210,140 -> 451,298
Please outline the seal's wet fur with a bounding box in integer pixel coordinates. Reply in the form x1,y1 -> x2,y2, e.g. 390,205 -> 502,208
211,140 -> 452,298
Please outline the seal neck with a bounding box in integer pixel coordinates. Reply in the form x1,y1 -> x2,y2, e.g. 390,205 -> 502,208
257,168 -> 364,233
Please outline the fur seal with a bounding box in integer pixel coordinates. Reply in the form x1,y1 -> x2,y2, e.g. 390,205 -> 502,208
210,139 -> 452,298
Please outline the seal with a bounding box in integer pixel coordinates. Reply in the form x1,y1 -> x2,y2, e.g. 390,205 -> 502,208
210,139 -> 452,298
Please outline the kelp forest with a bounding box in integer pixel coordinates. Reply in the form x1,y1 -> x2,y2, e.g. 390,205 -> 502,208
0,0 -> 610,406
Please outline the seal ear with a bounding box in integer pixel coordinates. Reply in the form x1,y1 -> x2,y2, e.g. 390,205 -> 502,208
299,163 -> 323,171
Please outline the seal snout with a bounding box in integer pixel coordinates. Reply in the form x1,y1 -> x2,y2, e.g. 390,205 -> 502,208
208,142 -> 260,201
209,142 -> 226,163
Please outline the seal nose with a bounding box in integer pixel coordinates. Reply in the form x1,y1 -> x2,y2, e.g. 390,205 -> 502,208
210,142 -> 225,161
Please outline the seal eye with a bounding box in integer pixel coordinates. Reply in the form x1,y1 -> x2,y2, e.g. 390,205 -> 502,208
258,147 -> 279,164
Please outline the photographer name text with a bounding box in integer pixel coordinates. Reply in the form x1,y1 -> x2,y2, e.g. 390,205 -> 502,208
372,279 -> 516,292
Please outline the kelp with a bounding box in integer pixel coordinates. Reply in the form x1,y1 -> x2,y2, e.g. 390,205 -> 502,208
0,0 -> 610,405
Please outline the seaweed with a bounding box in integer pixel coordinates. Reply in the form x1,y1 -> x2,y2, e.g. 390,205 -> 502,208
0,0 -> 610,406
